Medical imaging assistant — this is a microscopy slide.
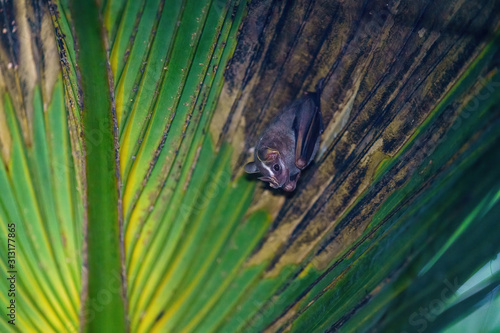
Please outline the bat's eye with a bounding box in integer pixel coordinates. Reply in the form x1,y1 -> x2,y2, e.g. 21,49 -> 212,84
273,164 -> 280,172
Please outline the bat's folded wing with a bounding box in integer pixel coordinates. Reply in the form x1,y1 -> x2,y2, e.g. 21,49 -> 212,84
293,96 -> 323,169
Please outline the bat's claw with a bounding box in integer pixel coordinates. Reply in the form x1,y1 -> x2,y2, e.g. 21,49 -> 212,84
283,172 -> 300,192
296,158 -> 307,169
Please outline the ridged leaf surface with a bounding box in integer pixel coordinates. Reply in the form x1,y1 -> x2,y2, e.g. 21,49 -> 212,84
0,0 -> 499,332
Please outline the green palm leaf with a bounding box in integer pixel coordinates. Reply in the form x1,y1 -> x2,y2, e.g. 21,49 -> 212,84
0,0 -> 499,332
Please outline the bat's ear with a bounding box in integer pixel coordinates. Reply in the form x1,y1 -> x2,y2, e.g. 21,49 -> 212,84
257,147 -> 278,162
244,162 -> 259,174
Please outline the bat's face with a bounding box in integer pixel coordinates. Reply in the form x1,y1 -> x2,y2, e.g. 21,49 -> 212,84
244,146 -> 297,192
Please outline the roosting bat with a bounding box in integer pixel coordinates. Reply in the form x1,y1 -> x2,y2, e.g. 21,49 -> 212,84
244,80 -> 324,192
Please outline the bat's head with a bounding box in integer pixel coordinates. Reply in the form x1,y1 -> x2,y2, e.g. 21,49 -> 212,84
244,146 -> 296,191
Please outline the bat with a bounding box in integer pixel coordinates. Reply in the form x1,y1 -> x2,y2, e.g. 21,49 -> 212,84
244,79 -> 324,192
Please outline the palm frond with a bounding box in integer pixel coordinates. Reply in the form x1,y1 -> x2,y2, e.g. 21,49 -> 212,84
1,0 -> 499,332
0,1 -> 82,331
